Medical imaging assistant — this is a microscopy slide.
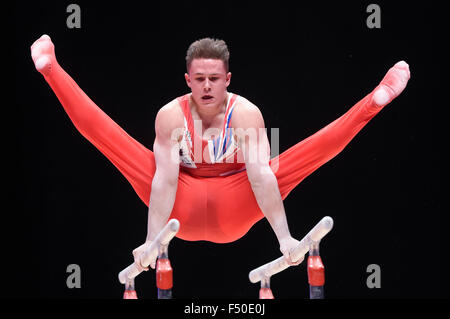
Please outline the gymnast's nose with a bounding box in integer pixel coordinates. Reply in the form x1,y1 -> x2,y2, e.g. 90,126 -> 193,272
203,79 -> 212,91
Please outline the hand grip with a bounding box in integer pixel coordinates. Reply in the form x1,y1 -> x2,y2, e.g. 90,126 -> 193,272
118,219 -> 180,284
249,216 -> 333,283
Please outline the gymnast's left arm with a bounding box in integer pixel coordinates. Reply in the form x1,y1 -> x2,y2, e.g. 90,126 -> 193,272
233,100 -> 301,266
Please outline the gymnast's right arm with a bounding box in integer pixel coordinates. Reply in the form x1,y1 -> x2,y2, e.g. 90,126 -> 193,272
132,104 -> 181,269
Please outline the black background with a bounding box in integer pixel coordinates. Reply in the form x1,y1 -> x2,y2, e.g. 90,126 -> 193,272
11,1 -> 444,300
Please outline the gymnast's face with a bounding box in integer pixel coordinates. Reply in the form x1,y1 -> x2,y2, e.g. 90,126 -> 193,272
185,58 -> 231,108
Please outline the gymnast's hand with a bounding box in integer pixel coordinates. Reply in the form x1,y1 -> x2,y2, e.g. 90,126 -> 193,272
132,241 -> 156,271
279,236 -> 303,266
31,34 -> 57,76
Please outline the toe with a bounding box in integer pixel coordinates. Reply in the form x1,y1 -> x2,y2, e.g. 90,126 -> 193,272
395,60 -> 408,68
397,63 -> 411,80
40,34 -> 51,41
394,61 -> 410,77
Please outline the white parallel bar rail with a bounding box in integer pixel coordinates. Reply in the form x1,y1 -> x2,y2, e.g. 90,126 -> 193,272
249,216 -> 334,283
118,219 -> 180,284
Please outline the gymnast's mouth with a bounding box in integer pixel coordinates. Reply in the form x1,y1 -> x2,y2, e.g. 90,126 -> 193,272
202,95 -> 214,100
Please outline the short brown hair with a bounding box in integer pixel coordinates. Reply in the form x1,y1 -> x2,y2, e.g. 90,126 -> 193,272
186,38 -> 230,73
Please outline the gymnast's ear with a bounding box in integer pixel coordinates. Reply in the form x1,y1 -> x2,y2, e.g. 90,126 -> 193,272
225,72 -> 232,87
184,73 -> 191,88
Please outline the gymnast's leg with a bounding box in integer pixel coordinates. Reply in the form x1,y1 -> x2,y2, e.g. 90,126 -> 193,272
272,61 -> 411,198
31,34 -> 154,204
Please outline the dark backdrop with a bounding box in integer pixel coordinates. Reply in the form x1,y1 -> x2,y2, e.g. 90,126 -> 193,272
11,1 -> 443,299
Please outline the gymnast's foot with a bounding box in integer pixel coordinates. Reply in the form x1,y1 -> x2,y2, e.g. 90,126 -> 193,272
31,34 -> 57,76
373,61 -> 411,107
